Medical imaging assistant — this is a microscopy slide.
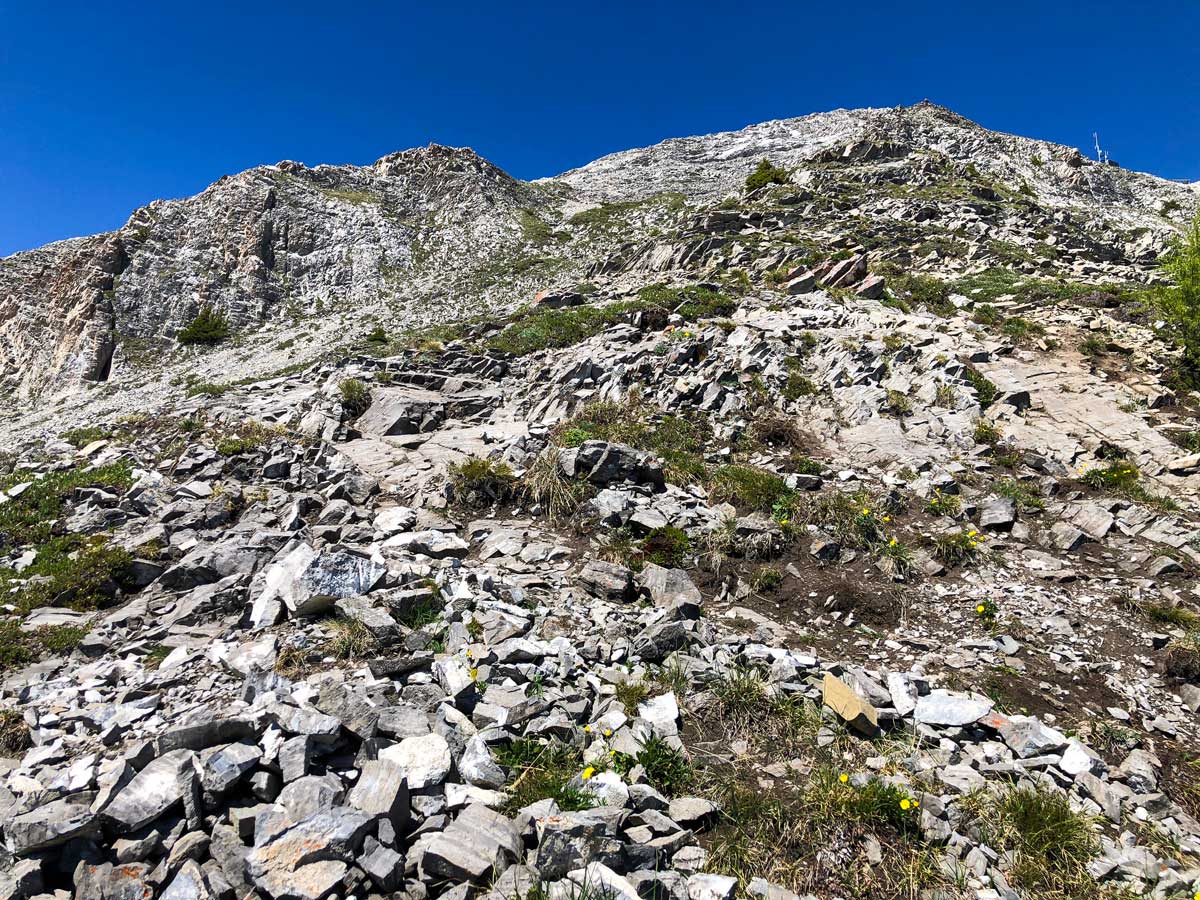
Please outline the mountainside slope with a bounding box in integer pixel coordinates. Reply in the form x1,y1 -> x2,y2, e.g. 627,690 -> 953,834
4,104 -> 1200,899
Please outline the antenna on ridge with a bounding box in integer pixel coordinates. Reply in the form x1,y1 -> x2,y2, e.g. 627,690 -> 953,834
1093,132 -> 1108,164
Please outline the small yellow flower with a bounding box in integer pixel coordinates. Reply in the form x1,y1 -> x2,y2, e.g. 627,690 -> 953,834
780,518 -> 789,526
839,773 -> 849,784
582,767 -> 595,780
861,507 -> 871,516
881,515 -> 891,523
584,724 -> 592,733
465,648 -> 473,658
604,728 -> 613,737
967,530 -> 977,537
608,749 -> 616,756
912,799 -> 920,808
900,798 -> 911,810
889,538 -> 898,547
469,667 -> 479,681
976,604 -> 986,614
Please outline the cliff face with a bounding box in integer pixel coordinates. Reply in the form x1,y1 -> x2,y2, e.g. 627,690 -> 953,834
1,144 -> 547,398
2,104 -> 1196,401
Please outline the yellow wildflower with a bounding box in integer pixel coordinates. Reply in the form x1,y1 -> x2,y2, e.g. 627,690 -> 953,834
581,767 -> 595,780
839,773 -> 849,784
900,798 -> 911,810
469,667 -> 479,681
976,604 -> 986,614
584,724 -> 592,733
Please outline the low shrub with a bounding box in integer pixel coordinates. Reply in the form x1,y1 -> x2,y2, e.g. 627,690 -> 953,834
745,159 -> 789,192
0,708 -> 30,755
447,456 -> 518,508
338,378 -> 371,417
965,368 -> 999,407
177,305 -> 230,345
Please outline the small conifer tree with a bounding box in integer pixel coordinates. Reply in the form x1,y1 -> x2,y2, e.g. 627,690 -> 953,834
177,304 -> 230,345
745,158 -> 790,192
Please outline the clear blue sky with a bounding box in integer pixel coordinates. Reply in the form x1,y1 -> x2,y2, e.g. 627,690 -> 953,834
2,0 -> 1197,257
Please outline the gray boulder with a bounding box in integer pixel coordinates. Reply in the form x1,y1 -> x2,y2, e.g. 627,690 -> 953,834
637,564 -> 702,619
101,750 -> 196,833
6,792 -> 100,856
559,441 -> 665,491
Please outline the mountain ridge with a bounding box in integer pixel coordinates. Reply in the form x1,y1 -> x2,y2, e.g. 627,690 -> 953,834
1,102 -> 1197,405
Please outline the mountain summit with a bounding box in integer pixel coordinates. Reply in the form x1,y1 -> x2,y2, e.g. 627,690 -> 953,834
1,103 -> 1194,400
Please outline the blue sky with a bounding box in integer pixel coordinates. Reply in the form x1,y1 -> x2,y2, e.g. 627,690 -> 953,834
2,0 -> 1197,257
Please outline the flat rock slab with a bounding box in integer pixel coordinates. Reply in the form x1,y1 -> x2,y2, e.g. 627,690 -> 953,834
378,733 -> 452,790
914,690 -> 993,726
102,749 -> 196,833
823,673 -> 879,735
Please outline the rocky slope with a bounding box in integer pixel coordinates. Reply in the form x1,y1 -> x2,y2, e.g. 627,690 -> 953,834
2,103 -> 1200,900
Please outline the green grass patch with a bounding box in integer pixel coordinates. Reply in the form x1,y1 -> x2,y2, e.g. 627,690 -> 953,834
185,381 -> 231,398
0,462 -> 133,547
495,739 -> 596,815
967,784 -> 1103,898
994,477 -> 1045,512
709,465 -> 794,515
554,395 -> 712,486
0,537 -> 133,613
61,426 -> 110,448
446,456 -> 519,508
